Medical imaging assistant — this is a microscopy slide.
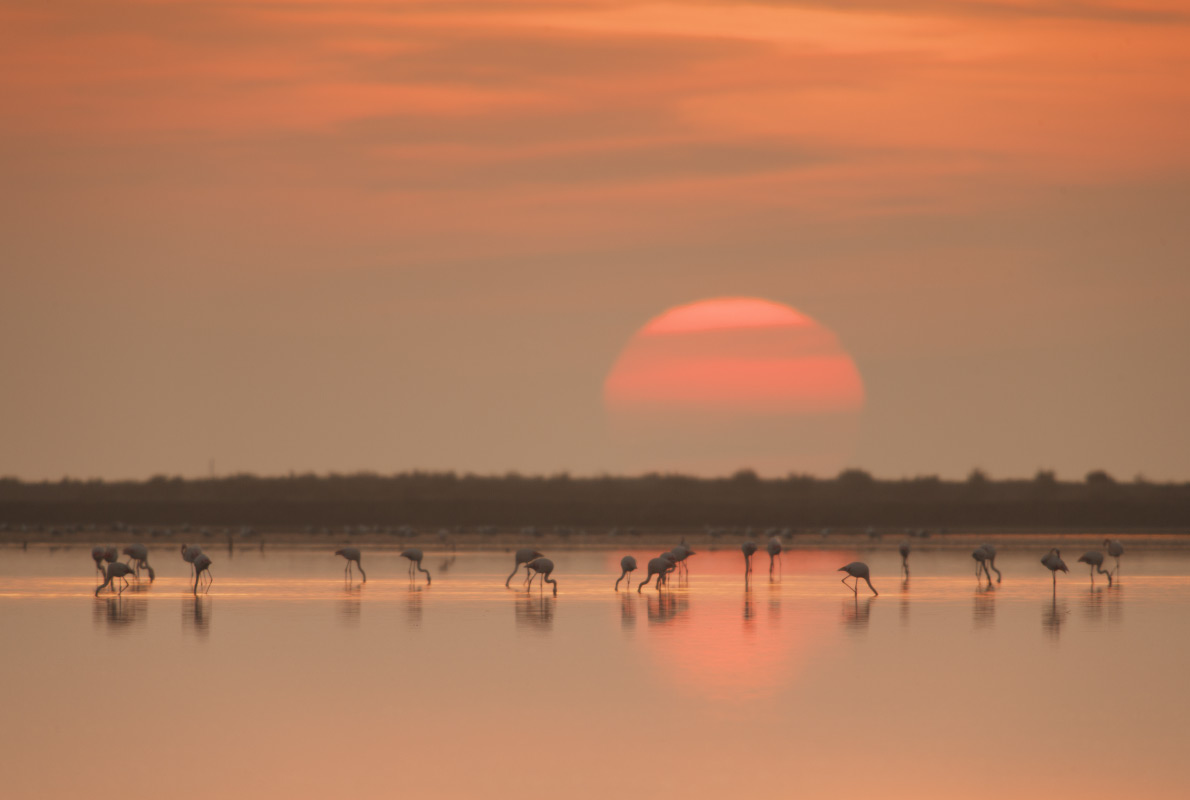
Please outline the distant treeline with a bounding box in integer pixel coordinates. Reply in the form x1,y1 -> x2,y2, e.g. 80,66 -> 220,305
0,469 -> 1188,530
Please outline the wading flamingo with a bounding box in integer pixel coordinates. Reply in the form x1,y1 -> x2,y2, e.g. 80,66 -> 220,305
401,548 -> 431,584
335,547 -> 366,582
981,543 -> 1002,583
1077,551 -> 1113,586
741,541 -> 758,580
637,557 -> 670,593
526,557 -> 557,596
1104,539 -> 1124,576
767,537 -> 783,577
122,543 -> 155,582
839,562 -> 878,596
506,548 -> 544,587
898,541 -> 910,575
193,554 -> 213,594
1041,549 -> 1068,589
615,555 -> 637,591
95,562 -> 136,596
181,544 -> 204,580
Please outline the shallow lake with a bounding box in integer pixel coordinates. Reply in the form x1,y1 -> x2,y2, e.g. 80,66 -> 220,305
1,543 -> 1187,799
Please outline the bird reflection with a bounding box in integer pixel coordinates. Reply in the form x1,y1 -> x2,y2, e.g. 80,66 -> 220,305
766,583 -> 781,622
645,592 -> 686,625
900,578 -> 910,626
92,595 -> 147,631
339,583 -> 362,624
515,593 -> 554,632
620,592 -> 636,632
405,585 -> 424,628
973,584 -> 996,629
842,596 -> 872,632
182,597 -> 211,636
743,590 -> 755,625
1042,595 -> 1068,639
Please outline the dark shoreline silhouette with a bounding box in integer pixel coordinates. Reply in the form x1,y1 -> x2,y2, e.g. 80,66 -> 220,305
0,468 -> 1187,530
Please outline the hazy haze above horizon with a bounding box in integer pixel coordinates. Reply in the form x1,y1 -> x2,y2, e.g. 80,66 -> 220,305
2,0 -> 1188,481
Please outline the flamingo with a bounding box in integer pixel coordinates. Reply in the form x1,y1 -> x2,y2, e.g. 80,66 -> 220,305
972,546 -> 993,585
615,555 -> 637,591
506,548 -> 544,587
1077,551 -> 1113,586
981,543 -> 1002,583
838,562 -> 878,596
1104,538 -> 1124,575
898,541 -> 910,575
181,544 -> 204,581
122,543 -> 155,582
334,547 -> 366,582
91,546 -> 109,581
193,554 -> 213,594
95,562 -> 136,596
672,543 -> 695,578
766,537 -> 783,577
1041,548 -> 1068,589
526,557 -> 557,596
637,557 -> 671,593
658,552 -> 678,587
401,548 -> 431,584
741,541 -> 758,579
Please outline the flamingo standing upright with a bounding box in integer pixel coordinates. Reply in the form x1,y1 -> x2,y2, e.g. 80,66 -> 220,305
193,554 -> 213,595
1077,551 -> 1113,586
898,541 -> 910,575
838,562 -> 878,595
1041,548 -> 1068,589
615,555 -> 637,591
122,543 -> 155,582
766,537 -> 783,577
526,557 -> 557,596
95,562 -> 136,596
334,547 -> 366,582
401,548 -> 432,584
506,548 -> 544,588
1104,539 -> 1124,576
741,541 -> 758,580
637,557 -> 670,593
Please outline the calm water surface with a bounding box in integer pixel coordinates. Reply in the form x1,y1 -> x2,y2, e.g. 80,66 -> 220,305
1,545 -> 1188,799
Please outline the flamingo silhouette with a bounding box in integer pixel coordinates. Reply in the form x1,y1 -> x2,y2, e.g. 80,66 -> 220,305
122,543 -> 155,582
766,537 -> 782,577
972,546 -> 994,585
637,557 -> 671,592
672,543 -> 695,578
615,555 -> 637,591
95,562 -> 136,596
1077,551 -> 1113,586
658,552 -> 678,587
506,548 -> 544,588
334,547 -> 366,582
838,562 -> 878,595
401,548 -> 431,584
980,543 -> 1002,583
1103,538 -> 1124,576
181,544 -> 204,581
898,541 -> 910,575
526,557 -> 557,596
193,554 -> 213,594
91,546 -> 110,582
741,541 -> 757,581
1041,548 -> 1068,589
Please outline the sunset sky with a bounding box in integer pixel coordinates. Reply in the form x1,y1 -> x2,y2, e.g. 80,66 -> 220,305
2,0 -> 1188,480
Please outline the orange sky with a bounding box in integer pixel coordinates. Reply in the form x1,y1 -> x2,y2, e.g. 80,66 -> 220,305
1,0 -> 1188,480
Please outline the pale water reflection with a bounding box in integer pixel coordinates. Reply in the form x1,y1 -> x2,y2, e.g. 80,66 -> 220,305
1,545 -> 1189,800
